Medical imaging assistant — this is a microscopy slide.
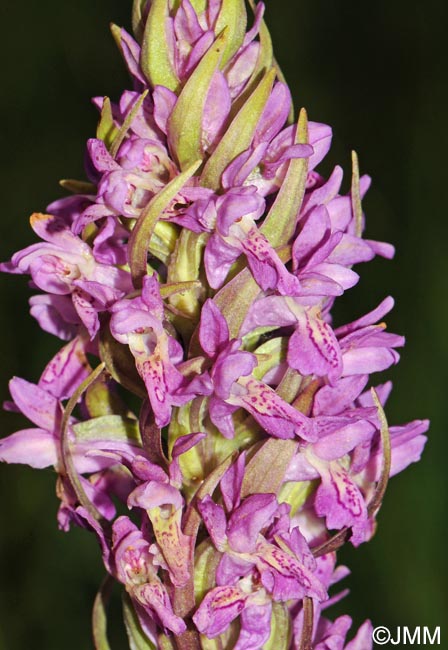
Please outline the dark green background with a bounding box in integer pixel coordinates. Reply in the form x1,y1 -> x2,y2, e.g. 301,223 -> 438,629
0,1 -> 446,647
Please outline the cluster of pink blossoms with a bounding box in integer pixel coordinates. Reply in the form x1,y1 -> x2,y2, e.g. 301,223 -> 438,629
0,1 -> 428,649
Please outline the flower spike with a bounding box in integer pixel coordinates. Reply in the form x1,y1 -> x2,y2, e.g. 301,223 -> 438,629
0,1 -> 428,648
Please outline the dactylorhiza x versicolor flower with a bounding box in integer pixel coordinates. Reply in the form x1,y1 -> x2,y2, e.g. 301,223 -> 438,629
1,1 -> 429,649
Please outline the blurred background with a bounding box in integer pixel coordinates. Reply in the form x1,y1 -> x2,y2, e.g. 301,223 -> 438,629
0,0 -> 446,647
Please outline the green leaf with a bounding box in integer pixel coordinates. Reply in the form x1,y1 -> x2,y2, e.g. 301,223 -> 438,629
168,399 -> 257,499
214,269 -> 260,338
109,22 -> 122,53
241,438 -> 298,498
367,388 -> 392,517
249,0 -> 273,75
296,598 -> 313,650
73,414 -> 141,445
214,0 -> 247,66
278,479 -> 316,516
85,375 -> 131,418
273,58 -> 294,124
193,540 -> 221,603
200,67 -> 276,190
141,0 -> 180,92
92,576 -> 114,650
189,0 -> 207,10
159,280 -> 202,299
61,363 -> 106,522
263,602 -> 291,650
291,378 -> 320,416
59,179 -> 96,194
261,108 -> 309,246
183,451 -> 237,537
148,221 -> 179,264
276,367 -> 303,404
110,90 -> 149,158
166,230 -> 208,339
169,29 -> 228,170
200,626 -> 240,650
351,149 -> 363,238
99,323 -> 147,399
214,245 -> 290,339
96,97 -> 119,149
128,159 -> 201,288
252,337 -> 287,380
170,0 -> 207,15
132,0 -> 146,40
122,593 -> 157,650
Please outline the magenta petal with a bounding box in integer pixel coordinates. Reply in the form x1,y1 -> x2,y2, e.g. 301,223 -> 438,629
255,541 -> 327,601
184,30 -> 215,77
198,496 -> 228,550
193,586 -> 248,637
307,121 -> 333,170
241,228 -> 302,295
221,143 -> 267,189
174,0 -> 202,42
199,299 -> 230,358
170,431 -> 206,474
227,494 -> 278,553
39,337 -> 90,400
81,474 -> 116,520
312,263 -> 359,291
138,363 -> 175,428
135,581 -> 187,635
335,297 -> 395,337
293,205 -> 330,263
153,85 -> 177,134
287,311 -> 342,382
220,452 -> 245,511
365,239 -> 395,259
204,234 -> 240,289
29,294 -> 79,340
342,347 -> 400,376
240,296 -> 296,336
71,288 -> 100,339
128,481 -> 183,511
130,456 -> 169,483
314,461 -> 368,537
314,615 -> 353,649
202,71 -> 231,151
233,602 -> 272,650
225,42 -> 259,96
209,397 -> 238,439
236,377 -> 315,441
216,188 -> 265,236
313,419 -> 375,461
254,82 -> 292,146
313,375 -> 369,416
365,420 -> 429,480
0,428 -> 58,468
87,138 -> 120,172
212,348 -> 257,399
119,30 -> 146,85
216,553 -> 255,585
9,377 -> 60,430
284,452 -> 320,482
345,620 -> 373,650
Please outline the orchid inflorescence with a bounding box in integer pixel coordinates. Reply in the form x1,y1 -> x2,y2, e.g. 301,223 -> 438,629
0,1 -> 428,649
